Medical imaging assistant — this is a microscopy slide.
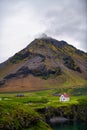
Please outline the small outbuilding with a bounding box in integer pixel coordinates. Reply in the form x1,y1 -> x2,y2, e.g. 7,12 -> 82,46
16,94 -> 24,97
60,93 -> 70,102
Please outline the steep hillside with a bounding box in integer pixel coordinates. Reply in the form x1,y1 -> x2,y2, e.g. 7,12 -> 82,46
0,36 -> 87,92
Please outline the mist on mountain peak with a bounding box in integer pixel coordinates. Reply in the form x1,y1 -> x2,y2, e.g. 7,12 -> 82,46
36,33 -> 52,39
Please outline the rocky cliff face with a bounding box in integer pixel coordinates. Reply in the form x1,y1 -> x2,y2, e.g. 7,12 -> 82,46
37,105 -> 87,123
0,36 -> 87,92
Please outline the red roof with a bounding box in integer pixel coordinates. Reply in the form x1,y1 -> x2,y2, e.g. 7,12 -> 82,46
63,93 -> 69,98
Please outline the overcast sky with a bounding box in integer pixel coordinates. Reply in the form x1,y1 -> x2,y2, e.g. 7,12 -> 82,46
0,0 -> 87,63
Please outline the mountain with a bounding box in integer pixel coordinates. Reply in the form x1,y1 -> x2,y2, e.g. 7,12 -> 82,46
0,35 -> 87,92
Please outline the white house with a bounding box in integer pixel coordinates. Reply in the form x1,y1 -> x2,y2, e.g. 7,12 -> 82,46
60,93 -> 70,102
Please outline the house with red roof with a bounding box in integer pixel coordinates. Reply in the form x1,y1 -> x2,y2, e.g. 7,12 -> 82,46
60,93 -> 70,102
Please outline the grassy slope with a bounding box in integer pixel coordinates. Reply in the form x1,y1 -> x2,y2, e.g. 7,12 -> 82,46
0,60 -> 26,79
0,71 -> 87,92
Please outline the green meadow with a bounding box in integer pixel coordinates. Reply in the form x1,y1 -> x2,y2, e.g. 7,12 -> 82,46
0,86 -> 87,130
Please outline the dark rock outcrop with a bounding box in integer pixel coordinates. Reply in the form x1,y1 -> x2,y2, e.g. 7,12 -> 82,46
63,56 -> 81,72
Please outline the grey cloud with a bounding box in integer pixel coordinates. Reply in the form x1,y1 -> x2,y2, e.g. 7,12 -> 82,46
42,0 -> 87,51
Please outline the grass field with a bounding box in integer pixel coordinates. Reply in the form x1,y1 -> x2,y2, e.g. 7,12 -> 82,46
0,87 -> 87,109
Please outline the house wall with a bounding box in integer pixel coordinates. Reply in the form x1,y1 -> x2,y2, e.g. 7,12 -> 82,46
60,95 -> 70,102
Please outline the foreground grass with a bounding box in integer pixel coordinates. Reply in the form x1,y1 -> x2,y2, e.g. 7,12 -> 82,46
0,102 -> 52,130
